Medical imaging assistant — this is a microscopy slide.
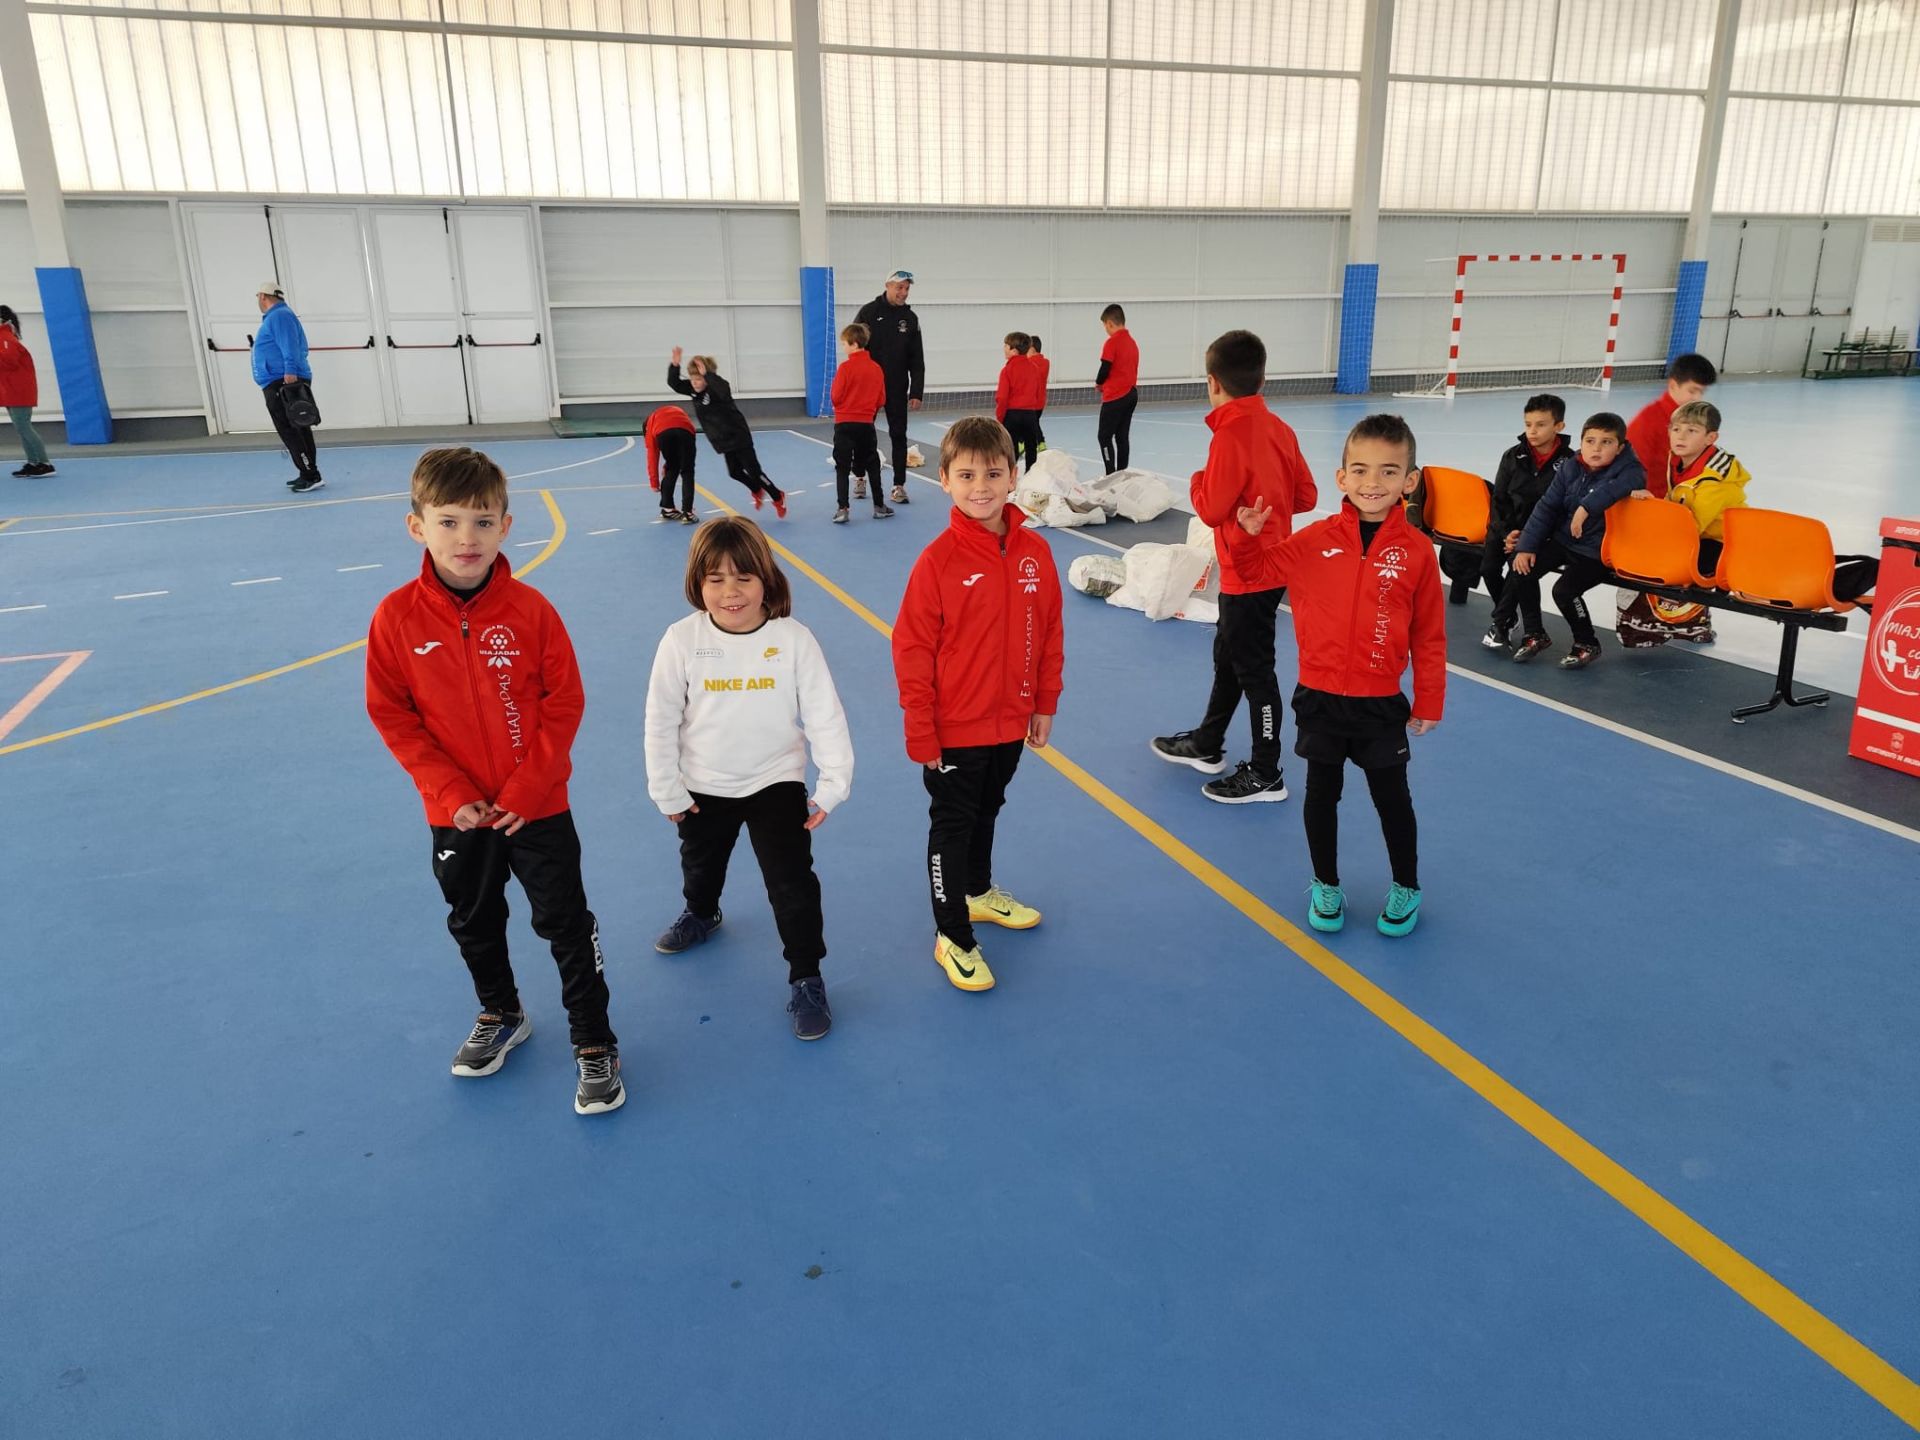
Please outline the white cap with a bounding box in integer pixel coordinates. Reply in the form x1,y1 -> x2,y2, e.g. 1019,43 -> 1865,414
256,279 -> 284,298
885,269 -> 914,284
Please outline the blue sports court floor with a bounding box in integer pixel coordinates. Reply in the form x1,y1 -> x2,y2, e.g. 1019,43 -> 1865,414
3,379 -> 1916,1437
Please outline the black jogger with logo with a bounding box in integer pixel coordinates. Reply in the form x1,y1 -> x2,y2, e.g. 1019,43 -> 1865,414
429,809 -> 615,1048
676,781 -> 825,983
658,426 -> 696,514
1191,586 -> 1287,778
922,740 -> 1024,953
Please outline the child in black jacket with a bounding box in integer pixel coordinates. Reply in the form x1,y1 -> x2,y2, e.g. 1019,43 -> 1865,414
667,347 -> 787,517
1480,393 -> 1573,648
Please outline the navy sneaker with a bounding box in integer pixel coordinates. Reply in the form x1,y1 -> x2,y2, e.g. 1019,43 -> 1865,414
787,977 -> 833,1041
450,1010 -> 530,1077
1202,762 -> 1289,805
655,908 -> 721,954
1150,731 -> 1227,775
573,1046 -> 625,1114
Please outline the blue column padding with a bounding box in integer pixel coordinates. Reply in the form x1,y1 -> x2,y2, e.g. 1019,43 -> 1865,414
1667,259 -> 1708,368
35,267 -> 112,445
1335,263 -> 1379,395
800,265 -> 836,419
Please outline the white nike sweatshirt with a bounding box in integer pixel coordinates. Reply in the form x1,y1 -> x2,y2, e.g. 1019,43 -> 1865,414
644,612 -> 854,816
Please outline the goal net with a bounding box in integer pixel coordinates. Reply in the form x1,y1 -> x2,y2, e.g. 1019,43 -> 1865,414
1395,251 -> 1626,399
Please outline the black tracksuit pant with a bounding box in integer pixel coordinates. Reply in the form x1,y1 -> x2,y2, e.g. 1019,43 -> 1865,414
720,438 -> 781,501
1003,409 -> 1041,472
882,385 -> 913,483
263,380 -> 319,477
658,428 -> 696,513
832,421 -> 884,509
923,740 -> 1024,952
1098,389 -> 1138,473
1492,538 -> 1606,646
677,782 -> 825,983
1191,586 -> 1286,777
429,810 -> 615,1048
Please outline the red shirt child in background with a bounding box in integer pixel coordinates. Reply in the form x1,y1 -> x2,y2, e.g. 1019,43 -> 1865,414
828,322 -> 892,521
1625,352 -> 1716,498
1095,303 -> 1140,473
993,331 -> 1046,474
645,404 -> 698,521
1029,334 -> 1050,450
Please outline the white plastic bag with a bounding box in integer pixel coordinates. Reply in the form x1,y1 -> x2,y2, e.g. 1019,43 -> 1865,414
1106,542 -> 1215,621
1016,449 -> 1107,528
1067,553 -> 1128,599
1084,468 -> 1177,522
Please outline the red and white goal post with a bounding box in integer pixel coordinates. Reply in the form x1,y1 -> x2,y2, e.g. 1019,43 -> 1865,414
1400,251 -> 1627,399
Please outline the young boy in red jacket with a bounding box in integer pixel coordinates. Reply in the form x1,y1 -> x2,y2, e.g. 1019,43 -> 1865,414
1624,351 -> 1715,498
830,322 -> 894,523
1233,415 -> 1445,936
1152,329 -> 1317,804
1095,304 -> 1139,473
645,403 -> 698,523
994,331 -> 1046,474
1029,335 -> 1050,450
365,447 -> 622,1115
891,416 -> 1065,994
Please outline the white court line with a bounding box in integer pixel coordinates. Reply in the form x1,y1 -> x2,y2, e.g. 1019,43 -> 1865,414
337,563 -> 382,572
588,527 -> 621,535
113,591 -> 168,600
780,427 -> 1915,845
0,604 -> 47,613
512,539 -> 548,547
230,577 -> 281,586
0,438 -> 637,539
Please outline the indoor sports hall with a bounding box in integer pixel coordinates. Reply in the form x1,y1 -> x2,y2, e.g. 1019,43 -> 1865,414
3,3 -> 1918,1437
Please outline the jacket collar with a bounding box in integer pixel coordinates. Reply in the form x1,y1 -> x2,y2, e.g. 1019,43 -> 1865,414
1330,500 -> 1417,545
1673,446 -> 1719,486
1521,433 -> 1572,468
1205,394 -> 1269,433
945,503 -> 1028,550
415,550 -> 511,614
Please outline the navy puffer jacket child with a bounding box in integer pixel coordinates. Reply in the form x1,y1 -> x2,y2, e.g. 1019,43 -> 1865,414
1516,449 -> 1646,560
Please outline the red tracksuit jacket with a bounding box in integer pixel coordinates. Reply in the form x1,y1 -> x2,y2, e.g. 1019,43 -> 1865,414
1626,392 -> 1676,499
0,327 -> 37,408
831,349 -> 886,423
1032,354 -> 1050,407
1190,394 -> 1318,594
994,354 -> 1046,422
892,505 -> 1065,765
1233,503 -> 1447,722
366,552 -> 585,825
645,406 -> 696,487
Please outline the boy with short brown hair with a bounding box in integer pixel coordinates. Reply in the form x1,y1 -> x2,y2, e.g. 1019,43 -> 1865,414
891,417 -> 1065,994
365,446 -> 622,1115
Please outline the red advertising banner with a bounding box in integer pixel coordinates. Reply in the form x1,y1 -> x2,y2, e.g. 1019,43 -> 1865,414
1849,516 -> 1920,778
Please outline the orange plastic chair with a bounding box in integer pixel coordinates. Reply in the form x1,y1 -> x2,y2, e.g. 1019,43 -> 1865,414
1717,507 -> 1856,613
1419,466 -> 1490,546
1602,496 -> 1712,588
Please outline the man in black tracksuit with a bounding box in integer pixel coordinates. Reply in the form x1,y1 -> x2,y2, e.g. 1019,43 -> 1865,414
853,269 -> 926,504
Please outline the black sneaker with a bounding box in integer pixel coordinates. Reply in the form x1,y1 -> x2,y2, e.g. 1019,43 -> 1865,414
1510,632 -> 1553,664
1202,762 -> 1289,805
660,508 -> 682,522
787,977 -> 832,1041
872,504 -> 895,519
1480,623 -> 1513,651
680,510 -> 699,525
655,908 -> 721,954
290,474 -> 326,494
573,1045 -> 625,1115
1150,731 -> 1227,775
450,1010 -> 530,1077
31,462 -> 55,476
11,465 -> 33,478
1559,642 -> 1601,669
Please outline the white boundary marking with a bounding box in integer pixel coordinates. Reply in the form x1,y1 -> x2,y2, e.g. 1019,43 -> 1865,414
774,425 -> 1916,846
113,591 -> 169,600
337,563 -> 381,572
230,577 -> 281,586
0,604 -> 47,613
588,527 -> 621,535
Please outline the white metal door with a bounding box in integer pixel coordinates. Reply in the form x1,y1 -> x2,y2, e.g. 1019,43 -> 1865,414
452,208 -> 551,423
369,208 -> 471,426
185,204 -> 278,433
269,206 -> 386,428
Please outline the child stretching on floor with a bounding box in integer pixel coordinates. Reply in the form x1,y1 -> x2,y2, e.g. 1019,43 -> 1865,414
1233,415 -> 1445,937
645,517 -> 852,1040
892,416 -> 1064,993
645,402 -> 699,523
667,346 -> 788,517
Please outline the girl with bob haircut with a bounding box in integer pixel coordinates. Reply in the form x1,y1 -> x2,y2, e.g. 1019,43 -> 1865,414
644,517 -> 854,1041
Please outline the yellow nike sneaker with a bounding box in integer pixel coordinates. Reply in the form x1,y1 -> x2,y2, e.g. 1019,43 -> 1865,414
933,936 -> 995,992
967,886 -> 1042,930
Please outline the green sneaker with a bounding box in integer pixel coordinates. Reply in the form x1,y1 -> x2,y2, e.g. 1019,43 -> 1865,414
1307,879 -> 1345,933
1378,883 -> 1421,937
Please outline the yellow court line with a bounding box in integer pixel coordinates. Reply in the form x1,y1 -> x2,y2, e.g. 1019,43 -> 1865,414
694,482 -> 1920,1433
0,517 -> 17,532
0,489 -> 567,758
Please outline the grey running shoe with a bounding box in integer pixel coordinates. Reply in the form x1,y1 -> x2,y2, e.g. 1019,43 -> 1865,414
573,1046 -> 625,1114
451,1010 -> 530,1077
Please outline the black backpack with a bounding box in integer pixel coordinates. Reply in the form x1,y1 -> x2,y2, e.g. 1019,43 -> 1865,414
282,381 -> 321,429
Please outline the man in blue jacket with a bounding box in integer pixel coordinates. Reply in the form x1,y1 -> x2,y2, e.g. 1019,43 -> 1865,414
254,281 -> 322,493
1497,411 -> 1647,670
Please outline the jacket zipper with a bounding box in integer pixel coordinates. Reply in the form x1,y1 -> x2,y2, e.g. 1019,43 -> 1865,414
458,609 -> 500,797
